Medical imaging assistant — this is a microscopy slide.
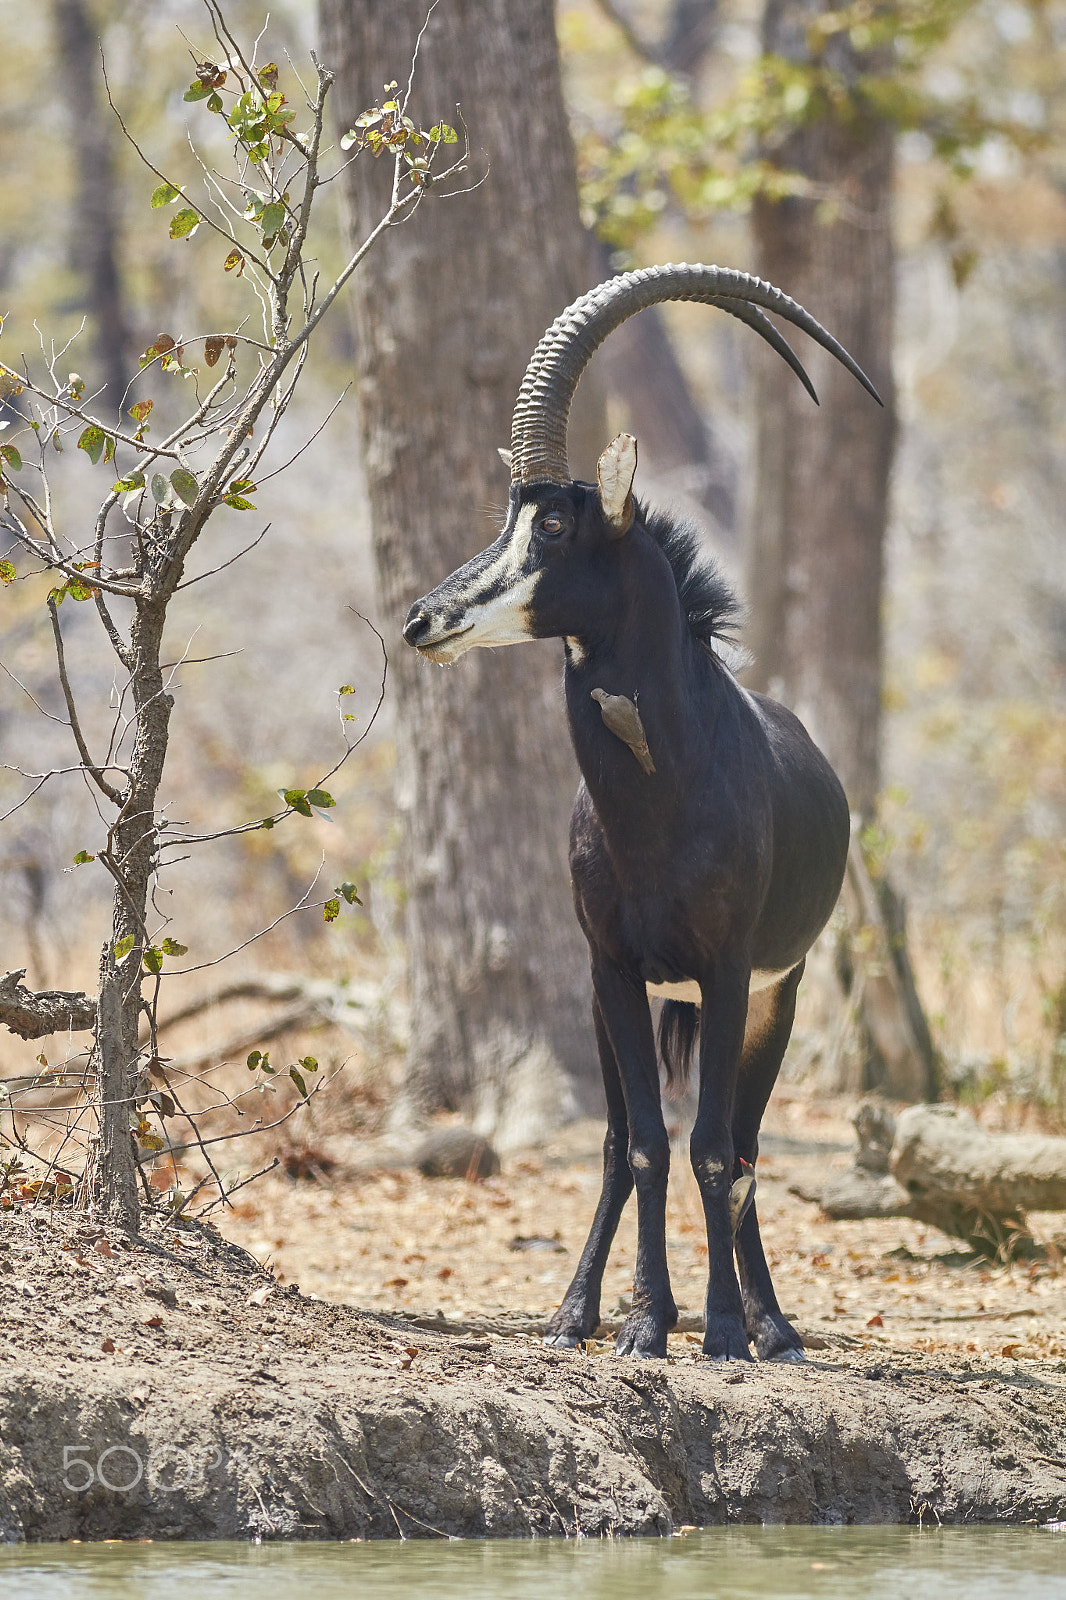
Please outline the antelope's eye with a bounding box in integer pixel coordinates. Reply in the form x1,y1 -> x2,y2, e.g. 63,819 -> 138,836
540,514 -> 564,535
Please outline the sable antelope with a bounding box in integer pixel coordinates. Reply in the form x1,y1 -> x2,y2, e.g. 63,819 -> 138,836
403,264 -> 880,1361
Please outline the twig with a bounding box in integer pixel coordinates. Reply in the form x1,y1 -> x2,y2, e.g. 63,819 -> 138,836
160,1002 -> 321,1077
192,1155 -> 281,1216
175,524 -> 271,590
47,597 -> 126,805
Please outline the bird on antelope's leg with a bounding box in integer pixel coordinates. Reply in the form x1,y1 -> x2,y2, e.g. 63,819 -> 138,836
591,688 -> 655,775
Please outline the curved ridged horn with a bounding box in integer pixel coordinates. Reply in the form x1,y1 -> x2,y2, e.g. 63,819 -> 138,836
509,262 -> 882,487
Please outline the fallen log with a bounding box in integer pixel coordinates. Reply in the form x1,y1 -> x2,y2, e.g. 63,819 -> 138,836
813,1100 -> 1066,1255
893,1103 -> 1066,1244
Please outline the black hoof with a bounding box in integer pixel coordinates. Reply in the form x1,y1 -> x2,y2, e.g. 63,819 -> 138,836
544,1300 -> 599,1349
749,1311 -> 805,1363
702,1313 -> 754,1362
614,1308 -> 673,1359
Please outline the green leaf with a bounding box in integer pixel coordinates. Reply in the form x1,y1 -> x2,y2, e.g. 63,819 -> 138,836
207,91 -> 224,114
151,473 -> 170,504
160,937 -> 188,957
440,123 -> 458,143
170,468 -> 198,506
77,426 -> 106,465
151,182 -> 181,208
299,1056 -> 319,1072
114,934 -> 135,960
339,881 -> 361,905
280,787 -> 312,818
260,202 -> 285,238
260,816 -> 275,830
247,1050 -> 262,1070
169,208 -> 201,239
0,560 -> 15,585
128,399 -> 154,424
67,580 -> 94,601
323,898 -> 340,923
183,81 -> 212,102
224,247 -> 245,275
338,684 -> 355,695
223,494 -> 256,510
228,477 -> 255,492
113,471 -> 145,493
143,945 -> 163,974
73,849 -> 95,864
306,789 -> 335,809
289,1065 -> 309,1099
0,445 -> 22,471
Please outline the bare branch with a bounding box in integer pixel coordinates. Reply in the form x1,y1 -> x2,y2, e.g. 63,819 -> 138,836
0,970 -> 97,1039
47,597 -> 126,804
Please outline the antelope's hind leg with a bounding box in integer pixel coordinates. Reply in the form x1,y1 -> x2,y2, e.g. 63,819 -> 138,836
543,995 -> 634,1348
733,962 -> 806,1363
689,963 -> 754,1361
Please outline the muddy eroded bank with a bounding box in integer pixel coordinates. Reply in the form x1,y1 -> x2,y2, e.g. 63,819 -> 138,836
1,1208 -> 1065,1542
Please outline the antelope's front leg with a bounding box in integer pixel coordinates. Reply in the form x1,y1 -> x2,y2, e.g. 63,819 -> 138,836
691,965 -> 753,1361
544,996 -> 633,1347
590,955 -> 677,1359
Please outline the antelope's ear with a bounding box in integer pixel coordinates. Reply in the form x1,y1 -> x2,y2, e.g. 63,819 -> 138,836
596,433 -> 637,537
497,447 -> 513,470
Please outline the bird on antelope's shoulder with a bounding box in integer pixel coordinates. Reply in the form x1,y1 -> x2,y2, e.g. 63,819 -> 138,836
591,687 -> 655,775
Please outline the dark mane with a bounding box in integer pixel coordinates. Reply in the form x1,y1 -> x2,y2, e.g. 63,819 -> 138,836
640,502 -> 741,649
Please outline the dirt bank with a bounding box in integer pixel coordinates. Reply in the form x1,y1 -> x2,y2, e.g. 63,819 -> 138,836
1,1202 -> 1065,1542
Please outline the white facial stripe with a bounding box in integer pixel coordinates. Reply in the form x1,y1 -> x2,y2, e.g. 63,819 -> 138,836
460,502 -> 537,603
423,573 -> 538,661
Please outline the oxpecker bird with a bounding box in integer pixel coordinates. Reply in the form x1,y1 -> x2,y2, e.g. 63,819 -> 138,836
591,687 -> 655,775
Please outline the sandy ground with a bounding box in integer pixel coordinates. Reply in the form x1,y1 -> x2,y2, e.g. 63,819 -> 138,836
214,1094 -> 1066,1365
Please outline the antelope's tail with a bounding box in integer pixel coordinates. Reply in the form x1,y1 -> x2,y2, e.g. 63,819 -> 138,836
658,999 -> 700,1094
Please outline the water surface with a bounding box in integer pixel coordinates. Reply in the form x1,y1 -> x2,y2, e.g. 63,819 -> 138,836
2,1526 -> 1064,1600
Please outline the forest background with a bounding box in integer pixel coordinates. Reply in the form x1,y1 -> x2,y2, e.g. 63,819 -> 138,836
0,0 -> 1064,1204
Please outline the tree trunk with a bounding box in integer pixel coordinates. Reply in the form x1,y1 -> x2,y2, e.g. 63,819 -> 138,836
85,598 -> 172,1232
53,0 -> 131,410
746,0 -> 895,817
320,0 -> 607,1148
744,0 -> 937,1102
